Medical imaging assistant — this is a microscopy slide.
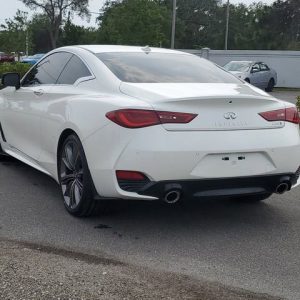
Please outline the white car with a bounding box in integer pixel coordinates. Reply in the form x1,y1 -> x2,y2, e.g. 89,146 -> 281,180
0,45 -> 300,217
223,61 -> 277,92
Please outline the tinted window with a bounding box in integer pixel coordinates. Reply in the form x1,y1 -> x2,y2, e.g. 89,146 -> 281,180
252,63 -> 260,72
260,63 -> 270,71
96,52 -> 241,84
57,55 -> 92,85
22,52 -> 72,86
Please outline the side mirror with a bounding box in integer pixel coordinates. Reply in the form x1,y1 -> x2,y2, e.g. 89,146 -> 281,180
1,73 -> 21,89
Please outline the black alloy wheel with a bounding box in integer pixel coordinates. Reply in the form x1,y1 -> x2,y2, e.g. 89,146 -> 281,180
58,134 -> 96,217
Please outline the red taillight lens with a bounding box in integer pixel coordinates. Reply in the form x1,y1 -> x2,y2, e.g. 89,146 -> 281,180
116,170 -> 147,181
106,109 -> 197,128
259,107 -> 300,124
286,107 -> 300,124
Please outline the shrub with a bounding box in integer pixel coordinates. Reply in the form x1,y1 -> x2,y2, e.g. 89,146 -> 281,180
297,96 -> 300,112
0,62 -> 31,89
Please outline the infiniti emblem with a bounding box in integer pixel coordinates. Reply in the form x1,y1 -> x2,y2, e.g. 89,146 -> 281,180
224,112 -> 237,120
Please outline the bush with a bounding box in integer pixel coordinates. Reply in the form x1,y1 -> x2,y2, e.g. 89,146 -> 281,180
0,62 -> 31,89
297,96 -> 300,112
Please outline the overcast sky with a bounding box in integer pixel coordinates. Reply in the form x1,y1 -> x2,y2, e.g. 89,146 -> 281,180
0,0 -> 276,27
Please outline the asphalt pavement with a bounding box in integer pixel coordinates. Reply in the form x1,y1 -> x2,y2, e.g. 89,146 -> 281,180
0,90 -> 300,299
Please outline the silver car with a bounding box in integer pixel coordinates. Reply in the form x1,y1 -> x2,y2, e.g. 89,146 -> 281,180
223,61 -> 277,92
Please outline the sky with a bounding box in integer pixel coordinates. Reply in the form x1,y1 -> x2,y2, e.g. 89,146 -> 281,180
0,0 -> 276,28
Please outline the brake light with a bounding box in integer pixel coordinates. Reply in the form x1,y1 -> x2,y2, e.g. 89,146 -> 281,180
259,107 -> 300,124
106,109 -> 197,128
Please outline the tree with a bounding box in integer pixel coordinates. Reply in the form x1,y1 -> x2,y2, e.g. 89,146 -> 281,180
60,13 -> 97,46
29,14 -> 52,53
97,0 -> 175,47
0,10 -> 30,54
175,0 -> 222,49
20,0 -> 90,49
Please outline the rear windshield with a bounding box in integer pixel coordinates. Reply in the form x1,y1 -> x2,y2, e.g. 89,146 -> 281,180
96,52 -> 240,84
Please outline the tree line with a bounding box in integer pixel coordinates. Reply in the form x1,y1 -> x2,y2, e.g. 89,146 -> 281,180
0,0 -> 299,55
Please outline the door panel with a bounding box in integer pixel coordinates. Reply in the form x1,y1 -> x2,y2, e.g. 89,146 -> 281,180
2,86 -> 52,160
249,64 -> 263,87
1,51 -> 72,161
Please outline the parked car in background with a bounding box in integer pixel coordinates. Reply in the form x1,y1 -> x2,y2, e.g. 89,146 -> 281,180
223,61 -> 277,92
21,53 -> 45,65
0,46 -> 300,217
0,52 -> 15,63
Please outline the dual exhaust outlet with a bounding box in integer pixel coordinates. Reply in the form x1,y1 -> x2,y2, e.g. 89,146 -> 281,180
163,189 -> 182,204
162,180 -> 291,204
275,182 -> 290,195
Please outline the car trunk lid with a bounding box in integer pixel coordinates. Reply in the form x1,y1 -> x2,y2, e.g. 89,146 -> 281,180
120,82 -> 285,131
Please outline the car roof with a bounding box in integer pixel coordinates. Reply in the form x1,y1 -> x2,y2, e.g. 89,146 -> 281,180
228,61 -> 254,64
67,45 -> 191,55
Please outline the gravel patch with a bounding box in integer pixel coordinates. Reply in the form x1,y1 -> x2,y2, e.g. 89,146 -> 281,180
0,239 -> 282,300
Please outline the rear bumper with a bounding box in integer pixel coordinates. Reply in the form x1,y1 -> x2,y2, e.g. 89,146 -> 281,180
84,122 -> 300,199
137,173 -> 299,199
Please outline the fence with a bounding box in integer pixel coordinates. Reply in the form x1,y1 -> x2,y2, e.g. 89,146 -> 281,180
183,49 -> 300,88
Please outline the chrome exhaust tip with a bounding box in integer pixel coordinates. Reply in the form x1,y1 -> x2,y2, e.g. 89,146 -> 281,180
276,183 -> 290,195
163,190 -> 182,204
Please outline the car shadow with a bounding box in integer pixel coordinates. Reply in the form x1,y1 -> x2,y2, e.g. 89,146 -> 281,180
0,156 -> 291,237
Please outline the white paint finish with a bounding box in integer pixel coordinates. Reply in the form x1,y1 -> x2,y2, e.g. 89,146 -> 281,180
0,45 -> 299,202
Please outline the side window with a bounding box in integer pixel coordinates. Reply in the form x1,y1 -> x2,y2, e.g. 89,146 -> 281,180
22,52 -> 72,86
260,63 -> 270,71
57,55 -> 92,85
252,63 -> 260,73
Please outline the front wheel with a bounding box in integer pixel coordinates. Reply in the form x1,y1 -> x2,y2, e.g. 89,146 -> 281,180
58,134 -> 96,217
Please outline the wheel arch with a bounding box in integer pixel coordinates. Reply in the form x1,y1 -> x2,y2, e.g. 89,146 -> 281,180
57,128 -> 79,162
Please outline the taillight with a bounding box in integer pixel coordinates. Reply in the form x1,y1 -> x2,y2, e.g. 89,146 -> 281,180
259,107 -> 300,124
116,170 -> 150,192
106,109 -> 197,128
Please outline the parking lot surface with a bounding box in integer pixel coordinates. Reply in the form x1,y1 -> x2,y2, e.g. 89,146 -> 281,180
0,90 -> 299,299
270,89 -> 299,104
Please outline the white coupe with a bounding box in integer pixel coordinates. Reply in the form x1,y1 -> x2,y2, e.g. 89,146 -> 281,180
1,45 -> 300,217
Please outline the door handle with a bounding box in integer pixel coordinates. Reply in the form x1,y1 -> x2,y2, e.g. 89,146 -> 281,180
34,89 -> 44,96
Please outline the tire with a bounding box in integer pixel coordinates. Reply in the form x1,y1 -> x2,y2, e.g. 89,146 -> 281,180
233,193 -> 271,203
0,142 -> 9,161
265,78 -> 275,92
58,134 -> 96,217
245,78 -> 250,83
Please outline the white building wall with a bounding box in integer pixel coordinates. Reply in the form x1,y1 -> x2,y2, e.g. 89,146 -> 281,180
183,49 -> 300,88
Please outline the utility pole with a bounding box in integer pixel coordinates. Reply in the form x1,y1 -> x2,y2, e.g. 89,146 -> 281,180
171,0 -> 177,49
225,0 -> 230,50
26,29 -> 29,56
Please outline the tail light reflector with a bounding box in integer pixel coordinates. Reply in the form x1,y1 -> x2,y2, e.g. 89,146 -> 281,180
106,109 -> 197,128
259,107 -> 300,124
116,170 -> 147,181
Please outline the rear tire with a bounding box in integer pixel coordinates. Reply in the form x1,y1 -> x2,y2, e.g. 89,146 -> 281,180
0,142 -> 9,161
58,134 -> 96,217
245,78 -> 250,83
265,78 -> 275,92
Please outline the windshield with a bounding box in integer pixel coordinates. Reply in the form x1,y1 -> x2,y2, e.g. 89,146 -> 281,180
96,52 -> 241,84
223,61 -> 251,72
